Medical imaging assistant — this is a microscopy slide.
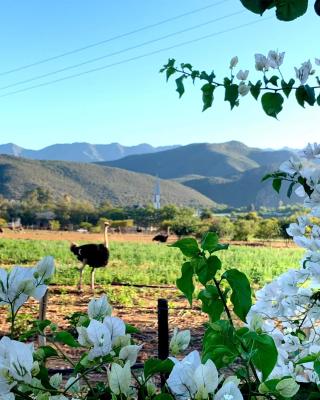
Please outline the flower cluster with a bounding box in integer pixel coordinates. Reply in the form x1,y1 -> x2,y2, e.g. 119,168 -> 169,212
247,143 -> 320,385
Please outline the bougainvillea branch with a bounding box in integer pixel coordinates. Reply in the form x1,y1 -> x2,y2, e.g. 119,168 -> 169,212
160,52 -> 320,119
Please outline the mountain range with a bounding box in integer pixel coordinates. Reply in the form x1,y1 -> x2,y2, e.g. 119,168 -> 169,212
0,155 -> 214,207
0,142 -> 179,162
0,140 -> 299,208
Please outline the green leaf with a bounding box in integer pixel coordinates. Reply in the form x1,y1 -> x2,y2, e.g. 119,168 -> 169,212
202,344 -> 237,368
176,261 -> 195,305
314,359 -> 320,378
125,323 -> 140,334
175,75 -> 185,98
171,238 -> 199,257
261,92 -> 284,118
281,78 -> 295,98
181,63 -> 192,71
222,269 -> 252,322
200,71 -> 216,83
154,394 -> 174,400
287,181 -> 295,198
194,256 -> 221,285
201,83 -> 215,111
317,94 -> 320,106
275,0 -> 308,21
296,354 -> 318,364
144,358 -> 174,379
296,85 -> 316,107
224,83 -> 239,110
191,70 -> 200,83
272,178 -> 282,193
198,285 -> 224,321
240,0 -> 275,14
268,75 -> 279,87
201,232 -> 219,252
251,334 -> 278,380
54,331 -> 80,348
250,80 -> 262,100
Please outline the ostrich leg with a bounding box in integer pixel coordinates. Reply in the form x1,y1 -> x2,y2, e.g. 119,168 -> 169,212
90,268 -> 95,291
78,261 -> 86,291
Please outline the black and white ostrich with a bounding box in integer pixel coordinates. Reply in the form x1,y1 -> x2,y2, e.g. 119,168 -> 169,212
152,227 -> 170,243
70,222 -> 110,291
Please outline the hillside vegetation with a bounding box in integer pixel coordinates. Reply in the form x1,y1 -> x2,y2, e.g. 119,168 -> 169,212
0,155 -> 215,207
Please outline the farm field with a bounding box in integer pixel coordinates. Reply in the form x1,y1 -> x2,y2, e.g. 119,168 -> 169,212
0,231 -> 303,365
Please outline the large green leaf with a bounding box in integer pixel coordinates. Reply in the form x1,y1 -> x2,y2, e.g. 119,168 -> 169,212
261,92 -> 284,118
224,83 -> 239,110
201,232 -> 219,252
201,83 -> 215,111
240,0 -> 275,14
296,85 -> 316,107
144,358 -> 174,379
275,0 -> 308,21
175,75 -> 185,98
251,333 -> 278,381
222,269 -> 252,322
171,238 -> 199,258
198,285 -> 224,321
54,331 -> 80,348
176,261 -> 195,305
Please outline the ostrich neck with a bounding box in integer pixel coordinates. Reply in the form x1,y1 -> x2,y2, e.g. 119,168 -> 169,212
104,227 -> 109,248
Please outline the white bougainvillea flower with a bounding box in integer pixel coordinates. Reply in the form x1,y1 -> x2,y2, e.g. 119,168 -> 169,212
119,345 -> 142,366
0,373 -> 16,399
169,328 -> 191,355
315,58 -> 320,66
167,350 -> 219,399
103,316 -> 126,344
295,60 -> 313,85
229,56 -> 238,69
108,361 -> 132,396
0,337 -> 34,384
279,157 -> 303,175
238,82 -> 250,96
268,50 -> 285,69
65,375 -> 81,394
214,380 -> 243,400
49,373 -> 63,389
236,70 -> 249,81
255,53 -> 269,71
88,294 -> 112,320
112,334 -> 131,349
77,320 -> 112,360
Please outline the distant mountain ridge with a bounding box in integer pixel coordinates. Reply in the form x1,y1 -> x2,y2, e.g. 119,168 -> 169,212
0,142 -> 180,162
0,155 -> 214,207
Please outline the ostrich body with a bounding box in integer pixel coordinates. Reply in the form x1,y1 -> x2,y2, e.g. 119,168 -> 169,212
71,222 -> 110,291
152,233 -> 169,243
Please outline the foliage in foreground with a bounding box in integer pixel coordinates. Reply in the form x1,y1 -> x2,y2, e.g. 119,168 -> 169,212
0,146 -> 320,398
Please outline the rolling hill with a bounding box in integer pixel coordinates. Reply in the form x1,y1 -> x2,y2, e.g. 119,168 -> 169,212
0,142 -> 179,162
104,141 -> 293,179
0,155 -> 215,208
103,141 -> 296,207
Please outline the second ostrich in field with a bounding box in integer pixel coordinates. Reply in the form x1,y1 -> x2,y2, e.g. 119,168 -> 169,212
152,227 -> 170,243
70,222 -> 110,291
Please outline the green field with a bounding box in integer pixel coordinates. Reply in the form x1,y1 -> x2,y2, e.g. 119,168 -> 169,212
0,238 -> 303,288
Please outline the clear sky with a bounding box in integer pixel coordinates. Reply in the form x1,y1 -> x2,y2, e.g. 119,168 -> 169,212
0,0 -> 318,150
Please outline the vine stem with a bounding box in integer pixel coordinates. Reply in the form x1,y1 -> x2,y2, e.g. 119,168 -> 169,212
213,277 -> 261,386
172,67 -> 320,92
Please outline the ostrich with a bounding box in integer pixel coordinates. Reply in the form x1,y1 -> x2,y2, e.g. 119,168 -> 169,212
70,222 -> 110,291
152,227 -> 170,243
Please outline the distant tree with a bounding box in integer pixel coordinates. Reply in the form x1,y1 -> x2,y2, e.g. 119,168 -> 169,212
49,220 -> 60,231
233,219 -> 256,241
256,218 -> 281,239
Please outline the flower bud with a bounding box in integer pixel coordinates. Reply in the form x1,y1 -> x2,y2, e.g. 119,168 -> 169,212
49,373 -> 63,389
229,56 -> 238,69
31,361 -> 40,376
169,328 -> 191,355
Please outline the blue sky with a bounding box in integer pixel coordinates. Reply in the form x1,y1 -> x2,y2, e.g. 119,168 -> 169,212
0,0 -> 318,149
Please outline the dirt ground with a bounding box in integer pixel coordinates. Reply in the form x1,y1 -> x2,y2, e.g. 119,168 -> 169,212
0,284 -> 205,373
0,228 -> 297,247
